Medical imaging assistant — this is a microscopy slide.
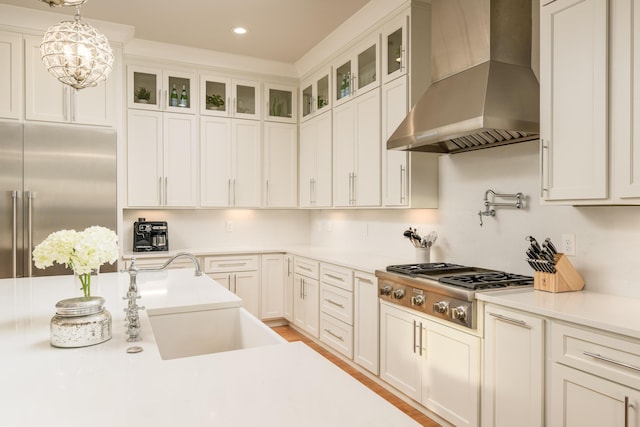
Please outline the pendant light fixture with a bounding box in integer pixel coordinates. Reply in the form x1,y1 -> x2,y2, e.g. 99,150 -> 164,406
40,0 -> 114,90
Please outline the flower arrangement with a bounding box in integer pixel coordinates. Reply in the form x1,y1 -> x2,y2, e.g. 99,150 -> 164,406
33,226 -> 119,297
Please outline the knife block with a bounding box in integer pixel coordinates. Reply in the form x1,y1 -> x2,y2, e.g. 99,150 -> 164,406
533,253 -> 584,293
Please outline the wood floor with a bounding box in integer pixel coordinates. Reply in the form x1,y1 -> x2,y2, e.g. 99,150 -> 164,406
272,325 -> 441,427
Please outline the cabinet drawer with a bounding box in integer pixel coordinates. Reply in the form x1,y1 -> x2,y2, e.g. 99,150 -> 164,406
294,257 -> 319,279
203,255 -> 259,273
551,321 -> 640,390
320,313 -> 353,359
320,263 -> 354,291
320,283 -> 353,325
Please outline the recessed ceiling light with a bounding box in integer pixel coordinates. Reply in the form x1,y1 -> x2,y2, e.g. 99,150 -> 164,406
232,26 -> 247,35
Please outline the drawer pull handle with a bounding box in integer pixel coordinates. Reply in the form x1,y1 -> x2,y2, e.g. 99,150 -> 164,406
625,396 -> 629,427
583,351 -> 640,372
489,312 -> 530,329
324,328 -> 344,342
325,273 -> 344,282
357,277 -> 373,284
325,299 -> 344,309
298,265 -> 312,271
218,262 -> 249,268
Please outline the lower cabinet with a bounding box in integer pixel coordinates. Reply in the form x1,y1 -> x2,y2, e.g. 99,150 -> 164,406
354,271 -> 379,374
260,254 -> 284,320
283,254 -> 294,322
380,301 -> 480,427
319,263 -> 354,358
482,304 -> 544,427
293,257 -> 320,337
204,255 -> 260,318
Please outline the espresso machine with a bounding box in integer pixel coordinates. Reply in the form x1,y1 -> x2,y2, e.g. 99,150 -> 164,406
133,218 -> 168,252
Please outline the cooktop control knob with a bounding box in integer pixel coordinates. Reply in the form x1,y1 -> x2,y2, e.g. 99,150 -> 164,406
392,289 -> 405,300
451,306 -> 467,321
433,301 -> 448,314
380,285 -> 393,296
411,295 -> 425,306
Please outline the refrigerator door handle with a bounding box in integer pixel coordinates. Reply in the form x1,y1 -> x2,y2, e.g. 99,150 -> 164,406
11,190 -> 18,278
26,190 -> 34,277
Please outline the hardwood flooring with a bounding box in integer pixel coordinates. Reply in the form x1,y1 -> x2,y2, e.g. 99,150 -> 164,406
272,325 -> 441,427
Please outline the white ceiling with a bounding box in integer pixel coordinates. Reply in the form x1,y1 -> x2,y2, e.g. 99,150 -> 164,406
0,0 -> 371,63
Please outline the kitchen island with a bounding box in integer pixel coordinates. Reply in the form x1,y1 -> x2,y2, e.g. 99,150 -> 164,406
0,269 -> 421,427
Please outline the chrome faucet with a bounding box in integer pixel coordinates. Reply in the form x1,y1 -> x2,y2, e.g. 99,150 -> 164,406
122,252 -> 202,342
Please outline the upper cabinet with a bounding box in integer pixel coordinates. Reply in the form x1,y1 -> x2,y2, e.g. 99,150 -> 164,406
0,31 -> 22,120
200,74 -> 261,120
300,67 -> 331,122
128,65 -> 197,114
264,82 -> 296,124
541,0 -> 640,205
381,13 -> 408,84
25,35 -> 115,126
332,33 -> 380,108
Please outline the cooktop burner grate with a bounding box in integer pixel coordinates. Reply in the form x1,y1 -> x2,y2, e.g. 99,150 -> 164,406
386,262 -> 471,275
438,272 -> 534,290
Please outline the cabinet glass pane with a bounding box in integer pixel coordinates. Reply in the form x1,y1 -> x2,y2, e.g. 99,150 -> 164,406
336,61 -> 352,101
133,72 -> 158,106
317,75 -> 329,111
168,76 -> 191,109
302,84 -> 313,117
236,84 -> 256,115
387,28 -> 403,76
205,80 -> 227,112
269,88 -> 292,118
358,45 -> 377,89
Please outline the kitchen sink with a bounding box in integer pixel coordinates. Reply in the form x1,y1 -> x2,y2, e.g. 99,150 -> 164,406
148,307 -> 286,360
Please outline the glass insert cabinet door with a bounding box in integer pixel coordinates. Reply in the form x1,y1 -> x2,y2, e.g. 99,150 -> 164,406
332,33 -> 380,107
128,65 -> 196,114
300,68 -> 331,121
201,75 -> 230,117
233,79 -> 261,120
382,14 -> 409,84
265,83 -> 297,123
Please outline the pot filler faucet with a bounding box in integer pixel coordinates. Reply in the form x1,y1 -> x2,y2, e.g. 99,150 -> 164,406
122,252 -> 202,342
478,189 -> 524,227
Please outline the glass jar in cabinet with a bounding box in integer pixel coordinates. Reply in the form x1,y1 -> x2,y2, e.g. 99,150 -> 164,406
300,68 -> 331,122
264,82 -> 297,123
332,33 -> 380,107
200,75 -> 230,117
127,65 -> 196,114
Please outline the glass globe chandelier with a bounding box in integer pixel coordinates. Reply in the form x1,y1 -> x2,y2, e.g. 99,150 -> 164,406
40,0 -> 114,90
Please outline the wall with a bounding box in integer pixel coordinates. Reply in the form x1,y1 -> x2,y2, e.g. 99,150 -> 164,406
310,141 -> 640,298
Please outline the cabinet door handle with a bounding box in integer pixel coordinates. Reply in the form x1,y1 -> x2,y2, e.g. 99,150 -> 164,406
400,48 -> 406,72
158,177 -> 162,205
164,177 -> 168,205
488,312 -> 530,328
625,396 -> 629,427
233,179 -> 237,205
324,329 -> 344,342
583,351 -> 640,372
287,258 -> 291,276
234,274 -> 237,294
413,320 -> 417,354
400,165 -> 406,204
325,298 -> 344,309
540,139 -> 549,197
302,278 -> 306,299
419,322 -> 423,357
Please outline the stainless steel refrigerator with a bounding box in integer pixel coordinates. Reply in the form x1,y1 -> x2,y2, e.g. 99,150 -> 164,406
0,121 -> 117,278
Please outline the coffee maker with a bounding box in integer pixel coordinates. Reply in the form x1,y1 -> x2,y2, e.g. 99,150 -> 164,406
133,218 -> 169,252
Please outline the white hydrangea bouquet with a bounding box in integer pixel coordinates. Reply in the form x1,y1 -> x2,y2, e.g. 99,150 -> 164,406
33,226 -> 119,297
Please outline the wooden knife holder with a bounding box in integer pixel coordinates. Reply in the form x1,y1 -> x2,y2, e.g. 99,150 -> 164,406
533,253 -> 584,293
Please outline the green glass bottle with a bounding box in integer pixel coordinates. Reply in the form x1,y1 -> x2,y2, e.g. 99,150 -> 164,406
170,84 -> 178,107
179,85 -> 188,108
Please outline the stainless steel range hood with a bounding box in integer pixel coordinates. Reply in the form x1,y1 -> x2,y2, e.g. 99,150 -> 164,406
388,0 -> 540,154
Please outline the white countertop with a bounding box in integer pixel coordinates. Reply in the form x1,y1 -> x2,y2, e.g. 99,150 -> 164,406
122,245 -> 408,274
0,270 -> 420,427
477,288 -> 640,340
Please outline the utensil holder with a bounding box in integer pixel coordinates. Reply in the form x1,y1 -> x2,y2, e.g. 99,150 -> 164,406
415,248 -> 430,264
533,253 -> 584,293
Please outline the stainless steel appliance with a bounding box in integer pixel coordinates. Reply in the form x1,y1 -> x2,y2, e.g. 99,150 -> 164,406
376,262 -> 533,329
387,0 -> 540,154
0,121 -> 117,278
133,218 -> 168,252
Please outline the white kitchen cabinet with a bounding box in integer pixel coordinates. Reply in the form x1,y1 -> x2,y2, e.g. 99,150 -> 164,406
126,110 -> 197,207
300,67 -> 331,122
261,254 -> 284,320
263,122 -> 297,208
354,271 -> 379,375
204,255 -> 260,318
299,110 -> 332,208
25,35 -> 115,126
200,75 -> 261,120
127,64 -> 196,114
0,30 -> 22,120
333,89 -> 381,207
319,263 -> 354,358
381,76 -> 438,208
283,254 -> 294,322
264,82 -> 296,123
482,304 -> 544,427
293,257 -> 320,338
380,301 -> 479,427
200,117 -> 261,207
332,33 -> 380,107
381,12 -> 408,84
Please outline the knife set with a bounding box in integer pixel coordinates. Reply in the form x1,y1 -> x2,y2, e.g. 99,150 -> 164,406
525,236 -> 584,293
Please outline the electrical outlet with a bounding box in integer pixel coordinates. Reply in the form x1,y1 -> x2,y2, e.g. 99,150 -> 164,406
225,220 -> 233,233
561,233 -> 576,256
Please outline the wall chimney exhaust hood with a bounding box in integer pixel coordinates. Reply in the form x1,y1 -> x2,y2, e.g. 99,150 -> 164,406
387,0 -> 539,154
